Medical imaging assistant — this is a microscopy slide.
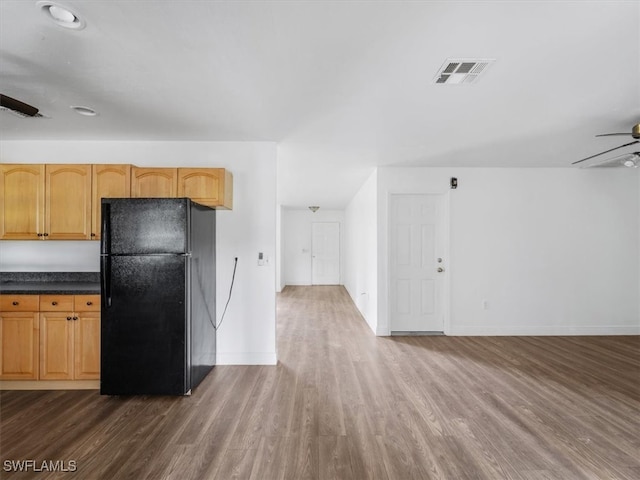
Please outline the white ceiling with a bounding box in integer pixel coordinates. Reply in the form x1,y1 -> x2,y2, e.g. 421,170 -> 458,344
1,1 -> 639,208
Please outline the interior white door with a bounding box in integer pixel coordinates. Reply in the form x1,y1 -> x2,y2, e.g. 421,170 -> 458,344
311,222 -> 340,285
390,194 -> 446,333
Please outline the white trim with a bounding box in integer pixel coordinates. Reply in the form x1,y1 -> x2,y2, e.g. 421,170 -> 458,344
216,352 -> 278,365
376,325 -> 390,336
447,326 -> 640,336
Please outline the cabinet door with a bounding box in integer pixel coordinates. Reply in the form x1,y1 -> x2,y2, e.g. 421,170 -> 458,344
92,164 -> 131,239
131,167 -> 177,198
74,311 -> 100,379
177,168 -> 233,209
45,164 -> 92,240
0,164 -> 45,240
0,312 -> 39,379
40,312 -> 74,380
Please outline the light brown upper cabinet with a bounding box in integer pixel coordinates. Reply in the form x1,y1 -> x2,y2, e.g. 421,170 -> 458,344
91,164 -> 131,239
177,168 -> 233,209
0,164 -> 45,240
0,164 -> 91,240
131,167 -> 178,198
45,165 -> 92,240
0,164 -> 232,241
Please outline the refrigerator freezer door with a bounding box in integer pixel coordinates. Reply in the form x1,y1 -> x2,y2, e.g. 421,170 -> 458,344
101,255 -> 189,395
102,198 -> 189,255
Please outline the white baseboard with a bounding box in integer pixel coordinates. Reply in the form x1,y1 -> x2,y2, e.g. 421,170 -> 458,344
376,325 -> 390,336
216,352 -> 278,365
447,325 -> 640,336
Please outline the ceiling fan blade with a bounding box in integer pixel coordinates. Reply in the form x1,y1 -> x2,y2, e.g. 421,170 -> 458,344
0,93 -> 41,117
572,140 -> 640,165
579,152 -> 640,168
595,133 -> 632,137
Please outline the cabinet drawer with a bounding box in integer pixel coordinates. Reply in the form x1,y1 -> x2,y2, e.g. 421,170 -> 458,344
40,295 -> 74,311
0,295 -> 39,312
74,295 -> 100,312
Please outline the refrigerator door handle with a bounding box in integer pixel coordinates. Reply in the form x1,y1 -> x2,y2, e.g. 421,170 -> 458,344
101,201 -> 112,308
101,202 -> 111,255
101,255 -> 112,308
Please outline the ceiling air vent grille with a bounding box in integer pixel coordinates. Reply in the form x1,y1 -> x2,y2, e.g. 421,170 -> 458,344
434,58 -> 495,85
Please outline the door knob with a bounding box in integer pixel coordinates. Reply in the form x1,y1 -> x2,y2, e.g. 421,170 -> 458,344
437,267 -> 445,273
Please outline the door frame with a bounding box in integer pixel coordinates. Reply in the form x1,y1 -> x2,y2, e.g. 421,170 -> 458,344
387,192 -> 451,335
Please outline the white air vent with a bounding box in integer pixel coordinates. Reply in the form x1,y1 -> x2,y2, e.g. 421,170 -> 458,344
434,58 -> 495,85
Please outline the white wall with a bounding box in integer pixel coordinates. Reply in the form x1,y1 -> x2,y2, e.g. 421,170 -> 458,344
282,207 -> 345,286
344,169 -> 378,333
376,167 -> 639,336
0,241 -> 100,271
0,140 -> 278,365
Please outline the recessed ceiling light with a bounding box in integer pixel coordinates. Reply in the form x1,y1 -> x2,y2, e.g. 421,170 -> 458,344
71,106 -> 98,117
37,1 -> 86,30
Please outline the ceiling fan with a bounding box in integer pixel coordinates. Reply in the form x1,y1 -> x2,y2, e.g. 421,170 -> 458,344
572,123 -> 640,167
0,93 -> 44,118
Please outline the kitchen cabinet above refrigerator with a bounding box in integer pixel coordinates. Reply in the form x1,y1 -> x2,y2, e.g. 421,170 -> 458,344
0,164 -> 232,240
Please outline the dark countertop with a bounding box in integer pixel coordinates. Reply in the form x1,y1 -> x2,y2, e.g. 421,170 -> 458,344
0,272 -> 100,295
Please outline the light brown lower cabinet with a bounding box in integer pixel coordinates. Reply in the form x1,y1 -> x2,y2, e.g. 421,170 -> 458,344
40,295 -> 100,380
0,295 -> 39,379
0,294 -> 100,382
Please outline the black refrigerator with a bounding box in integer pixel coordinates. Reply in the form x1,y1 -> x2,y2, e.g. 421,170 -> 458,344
100,198 -> 216,395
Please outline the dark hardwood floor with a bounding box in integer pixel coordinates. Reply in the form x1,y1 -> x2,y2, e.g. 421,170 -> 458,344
1,285 -> 639,479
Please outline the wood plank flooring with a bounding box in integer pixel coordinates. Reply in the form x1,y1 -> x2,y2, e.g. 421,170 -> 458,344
1,285 -> 639,479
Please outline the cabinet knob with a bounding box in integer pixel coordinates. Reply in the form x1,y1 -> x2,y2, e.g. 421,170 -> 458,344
44,233 -> 49,237
67,316 -> 72,321
86,301 -> 93,306
12,301 -> 19,306
52,301 -> 58,306
73,316 -> 78,321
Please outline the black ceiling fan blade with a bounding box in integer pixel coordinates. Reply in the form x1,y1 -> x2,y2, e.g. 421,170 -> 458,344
572,140 -> 640,165
0,93 -> 40,117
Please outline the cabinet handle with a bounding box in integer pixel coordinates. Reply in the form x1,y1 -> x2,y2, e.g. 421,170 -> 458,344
52,301 -> 58,306
90,233 -> 96,237
73,317 -> 78,321
37,233 -> 43,237
66,316 -> 72,321
86,301 -> 93,306
12,301 -> 19,306
44,233 -> 49,237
